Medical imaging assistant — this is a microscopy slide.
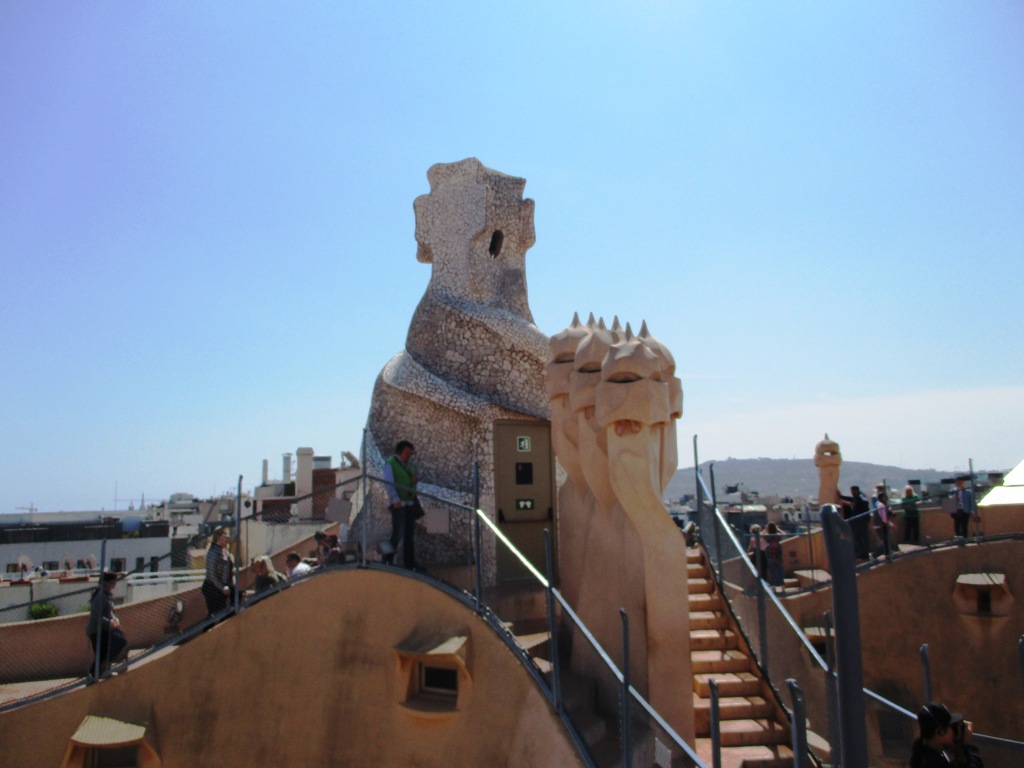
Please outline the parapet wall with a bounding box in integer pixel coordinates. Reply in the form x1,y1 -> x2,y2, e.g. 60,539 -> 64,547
734,539 -> 1024,753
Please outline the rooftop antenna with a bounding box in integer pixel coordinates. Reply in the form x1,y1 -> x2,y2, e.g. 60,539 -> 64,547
15,504 -> 37,521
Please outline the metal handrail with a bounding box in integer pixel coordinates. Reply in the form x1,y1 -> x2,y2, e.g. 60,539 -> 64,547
695,467 -> 1024,754
696,472 -> 828,671
474,507 -> 549,587
552,551 -> 705,766
357,473 -> 706,766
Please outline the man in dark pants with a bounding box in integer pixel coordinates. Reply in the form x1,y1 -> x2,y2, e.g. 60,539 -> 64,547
950,477 -> 975,538
838,485 -> 871,559
383,440 -> 420,570
86,571 -> 127,678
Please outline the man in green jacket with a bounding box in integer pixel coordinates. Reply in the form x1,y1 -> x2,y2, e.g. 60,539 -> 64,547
383,440 -> 420,569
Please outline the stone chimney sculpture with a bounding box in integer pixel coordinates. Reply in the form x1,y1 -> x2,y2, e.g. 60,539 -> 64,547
548,315 -> 695,743
360,159 -> 549,568
815,434 -> 843,507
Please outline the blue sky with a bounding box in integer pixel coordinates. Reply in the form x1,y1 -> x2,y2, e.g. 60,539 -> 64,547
2,2 -> 1022,512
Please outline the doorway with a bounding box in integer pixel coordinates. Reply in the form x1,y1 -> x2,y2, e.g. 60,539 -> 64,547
493,420 -> 557,586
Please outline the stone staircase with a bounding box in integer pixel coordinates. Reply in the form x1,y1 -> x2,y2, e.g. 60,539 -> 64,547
496,553 -> 818,767
514,629 -> 554,675
688,547 -> 795,768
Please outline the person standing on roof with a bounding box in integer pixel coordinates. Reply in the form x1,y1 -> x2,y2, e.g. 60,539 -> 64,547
837,485 -> 871,560
383,440 -> 420,570
901,486 -> 922,544
202,527 -> 235,618
873,490 -> 894,558
763,522 -> 784,588
950,477 -> 976,539
86,570 -> 127,678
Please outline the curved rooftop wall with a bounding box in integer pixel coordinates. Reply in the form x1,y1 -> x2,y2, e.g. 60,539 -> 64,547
0,569 -> 583,768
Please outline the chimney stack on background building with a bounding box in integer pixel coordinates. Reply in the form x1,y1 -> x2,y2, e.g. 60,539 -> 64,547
296,448 -> 314,498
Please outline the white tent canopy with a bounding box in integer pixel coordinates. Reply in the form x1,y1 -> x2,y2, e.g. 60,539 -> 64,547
979,457 -> 1024,508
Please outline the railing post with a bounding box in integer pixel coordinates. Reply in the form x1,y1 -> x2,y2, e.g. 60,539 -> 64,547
1019,635 -> 1024,697
824,611 -> 841,768
709,678 -> 721,768
91,538 -> 109,682
884,483 -> 893,560
544,529 -> 561,713
821,504 -> 868,768
693,434 -> 705,546
787,678 -> 810,768
752,529 -> 769,675
756,566 -> 769,679
360,428 -> 368,567
807,511 -> 815,590
620,608 -> 631,768
234,475 -> 242,614
473,462 -> 483,614
709,464 -> 722,580
969,458 -> 979,538
692,434 -> 701,506
920,643 -> 932,703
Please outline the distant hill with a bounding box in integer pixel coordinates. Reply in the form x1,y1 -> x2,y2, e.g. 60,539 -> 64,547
664,458 -> 968,502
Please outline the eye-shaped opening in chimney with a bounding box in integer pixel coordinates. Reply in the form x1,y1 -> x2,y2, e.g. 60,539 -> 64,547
488,230 -> 504,258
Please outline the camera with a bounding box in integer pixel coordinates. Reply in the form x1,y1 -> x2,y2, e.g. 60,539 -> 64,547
951,718 -> 966,742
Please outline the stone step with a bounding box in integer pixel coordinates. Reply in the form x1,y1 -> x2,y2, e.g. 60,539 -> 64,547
693,692 -> 775,732
558,668 -> 598,714
690,628 -> 738,652
689,610 -> 728,630
695,739 -> 794,768
531,656 -> 552,675
691,649 -> 752,674
688,577 -> 715,594
687,549 -> 704,564
572,707 -> 608,747
688,561 -> 709,577
513,631 -> 550,654
694,671 -> 761,698
802,626 -> 830,643
792,569 -> 831,588
718,718 -> 790,748
689,592 -> 723,612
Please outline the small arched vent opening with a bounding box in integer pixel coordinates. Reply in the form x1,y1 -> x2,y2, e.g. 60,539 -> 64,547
488,230 -> 504,258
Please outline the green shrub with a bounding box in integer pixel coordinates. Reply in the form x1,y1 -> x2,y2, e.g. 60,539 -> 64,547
29,602 -> 58,620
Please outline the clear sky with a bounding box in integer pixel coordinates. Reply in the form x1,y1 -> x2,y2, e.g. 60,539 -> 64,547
2,2 -> 1022,513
